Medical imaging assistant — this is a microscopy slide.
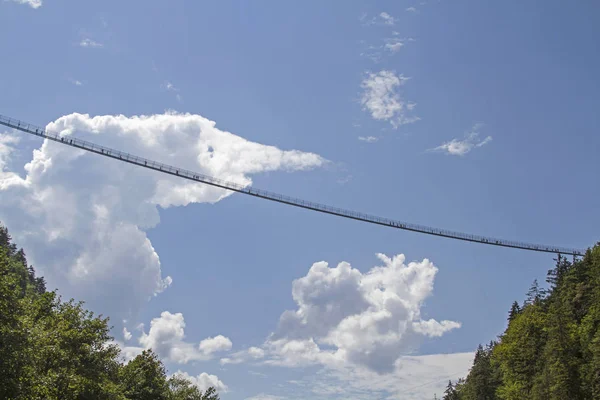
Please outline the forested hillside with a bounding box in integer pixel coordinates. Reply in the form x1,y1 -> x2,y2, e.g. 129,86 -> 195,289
0,223 -> 220,400
443,244 -> 600,400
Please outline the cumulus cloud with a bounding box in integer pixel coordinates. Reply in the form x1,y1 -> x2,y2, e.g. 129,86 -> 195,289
123,327 -> 132,341
199,335 -> 233,355
360,71 -> 420,128
69,78 -> 83,86
0,112 -> 325,323
430,123 -> 492,156
79,38 -> 103,48
131,311 -> 233,364
8,0 -> 41,8
171,371 -> 228,393
221,253 -> 467,399
248,253 -> 461,374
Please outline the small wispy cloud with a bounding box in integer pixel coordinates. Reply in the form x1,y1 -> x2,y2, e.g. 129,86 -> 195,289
337,175 -> 353,185
162,81 -> 183,103
406,7 -> 418,13
379,12 -> 396,25
358,136 -> 379,143
68,78 -> 83,86
164,81 -> 177,91
360,12 -> 397,27
79,38 -> 103,48
429,123 -> 492,156
384,37 -> 414,53
360,37 -> 414,62
8,0 -> 42,9
244,394 -> 285,400
360,70 -> 420,128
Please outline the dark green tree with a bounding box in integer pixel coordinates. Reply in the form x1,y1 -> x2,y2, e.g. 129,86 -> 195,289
0,245 -> 27,399
121,350 -> 170,400
168,374 -> 204,400
199,387 -> 220,400
0,222 -> 222,400
507,301 -> 520,322
459,343 -> 499,400
442,380 -> 458,400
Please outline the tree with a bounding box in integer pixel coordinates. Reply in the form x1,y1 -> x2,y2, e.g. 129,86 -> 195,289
168,374 -> 203,400
0,246 -> 27,399
525,279 -> 545,306
507,301 -> 520,322
0,222 -> 223,400
121,350 -> 170,400
459,343 -> 499,400
442,380 -> 458,400
22,295 -> 123,399
200,387 -> 220,400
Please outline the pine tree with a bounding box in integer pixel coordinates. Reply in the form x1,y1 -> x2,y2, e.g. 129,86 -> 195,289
525,279 -> 545,305
508,301 -> 520,322
442,380 -> 458,400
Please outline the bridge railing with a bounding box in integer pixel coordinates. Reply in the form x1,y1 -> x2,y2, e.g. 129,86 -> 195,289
0,114 -> 586,257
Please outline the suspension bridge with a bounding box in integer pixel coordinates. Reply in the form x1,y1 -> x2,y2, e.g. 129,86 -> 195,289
0,114 -> 586,257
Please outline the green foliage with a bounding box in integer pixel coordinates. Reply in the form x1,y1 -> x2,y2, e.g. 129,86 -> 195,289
168,374 -> 203,400
455,245 -> 600,400
442,380 -> 459,400
120,350 -> 169,400
0,222 -> 221,400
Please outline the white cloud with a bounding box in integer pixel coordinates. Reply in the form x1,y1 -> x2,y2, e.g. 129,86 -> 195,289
162,82 -> 183,102
385,41 -> 404,53
360,71 -> 420,128
8,0 -> 41,8
220,253 -> 469,399
406,7 -> 418,13
360,37 -> 414,63
249,346 -> 266,358
171,371 -> 228,393
163,81 -> 177,92
133,311 -> 233,364
305,352 -> 473,400
0,112 -> 325,323
379,12 -> 396,26
358,136 -> 378,143
123,327 -> 132,341
0,135 -> 22,190
430,123 -> 492,156
199,335 -> 233,355
253,253 -> 460,374
221,346 -> 266,365
245,395 -> 285,400
79,38 -> 103,48
360,12 -> 397,27
384,37 -> 411,53
69,78 -> 83,86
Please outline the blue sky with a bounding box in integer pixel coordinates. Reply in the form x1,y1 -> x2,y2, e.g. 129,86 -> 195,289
1,0 -> 599,399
